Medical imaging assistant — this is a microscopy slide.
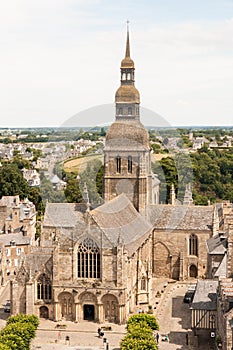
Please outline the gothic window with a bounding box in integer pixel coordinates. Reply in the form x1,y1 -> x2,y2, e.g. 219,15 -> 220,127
128,156 -> 132,173
37,274 -> 52,300
116,156 -> 121,173
141,277 -> 146,291
77,238 -> 100,279
128,107 -> 132,115
189,234 -> 198,256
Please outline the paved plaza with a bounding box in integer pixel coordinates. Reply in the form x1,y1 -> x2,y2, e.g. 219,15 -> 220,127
0,280 -> 216,349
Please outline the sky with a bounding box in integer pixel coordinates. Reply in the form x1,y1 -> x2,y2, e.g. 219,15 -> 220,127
1,0 -> 233,127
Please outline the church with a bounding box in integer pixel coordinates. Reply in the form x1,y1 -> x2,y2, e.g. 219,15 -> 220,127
11,27 -> 217,324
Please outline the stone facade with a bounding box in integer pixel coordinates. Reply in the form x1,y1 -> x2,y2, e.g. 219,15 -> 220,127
12,196 -> 153,323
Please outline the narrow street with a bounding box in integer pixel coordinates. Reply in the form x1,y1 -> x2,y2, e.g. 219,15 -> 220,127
153,280 -> 215,350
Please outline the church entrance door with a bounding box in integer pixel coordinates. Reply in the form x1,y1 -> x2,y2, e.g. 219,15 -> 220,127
189,264 -> 197,278
83,304 -> 95,321
39,306 -> 49,319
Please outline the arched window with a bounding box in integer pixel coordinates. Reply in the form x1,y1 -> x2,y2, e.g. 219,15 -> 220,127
122,73 -> 126,80
116,156 -> 121,173
189,234 -> 198,256
127,73 -> 131,80
119,108 -> 123,115
128,156 -> 132,173
37,274 -> 52,300
128,107 -> 132,115
77,238 -> 100,279
141,277 -> 146,291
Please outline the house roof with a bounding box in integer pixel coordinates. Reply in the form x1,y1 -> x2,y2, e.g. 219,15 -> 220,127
206,234 -> 227,255
147,204 -> 214,231
191,280 -> 218,310
0,232 -> 31,246
214,254 -> 227,278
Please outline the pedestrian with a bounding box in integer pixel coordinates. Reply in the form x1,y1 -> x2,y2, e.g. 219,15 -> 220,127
156,332 -> 159,343
65,335 -> 70,345
98,328 -> 104,338
58,331 -> 61,341
98,328 -> 101,338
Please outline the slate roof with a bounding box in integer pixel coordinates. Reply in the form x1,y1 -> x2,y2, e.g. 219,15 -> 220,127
20,247 -> 53,276
214,254 -> 227,278
147,204 -> 214,231
0,232 -> 31,246
91,194 -> 152,255
43,203 -> 84,228
206,234 -> 227,255
191,280 -> 218,310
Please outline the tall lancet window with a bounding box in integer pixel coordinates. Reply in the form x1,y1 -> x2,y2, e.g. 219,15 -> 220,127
37,274 -> 52,300
116,156 -> 121,173
77,238 -> 100,279
189,234 -> 198,256
128,156 -> 132,173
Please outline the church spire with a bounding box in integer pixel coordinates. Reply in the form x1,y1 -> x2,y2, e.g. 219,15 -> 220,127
125,20 -> 130,58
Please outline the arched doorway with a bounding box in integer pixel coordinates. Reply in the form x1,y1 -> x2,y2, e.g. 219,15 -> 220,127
39,306 -> 49,319
58,292 -> 74,321
83,304 -> 95,321
79,292 -> 97,322
102,294 -> 119,323
189,264 -> 197,278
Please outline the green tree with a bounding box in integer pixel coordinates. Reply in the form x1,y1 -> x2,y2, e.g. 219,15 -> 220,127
65,177 -> 83,203
7,314 -> 39,328
0,334 -> 25,350
1,323 -> 36,350
0,163 -> 29,199
127,314 -> 159,331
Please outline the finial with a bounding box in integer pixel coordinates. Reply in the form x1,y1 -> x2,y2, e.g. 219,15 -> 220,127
125,20 -> 130,58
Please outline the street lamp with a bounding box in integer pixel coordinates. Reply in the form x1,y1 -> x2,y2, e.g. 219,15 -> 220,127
229,318 -> 233,350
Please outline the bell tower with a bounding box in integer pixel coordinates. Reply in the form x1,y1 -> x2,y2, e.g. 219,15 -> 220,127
103,25 -> 153,212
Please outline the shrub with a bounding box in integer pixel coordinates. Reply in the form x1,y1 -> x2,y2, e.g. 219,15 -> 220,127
0,334 -> 25,350
1,322 -> 36,350
0,344 -> 11,350
6,314 -> 39,329
127,321 -> 153,338
127,314 -> 159,331
121,334 -> 158,350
